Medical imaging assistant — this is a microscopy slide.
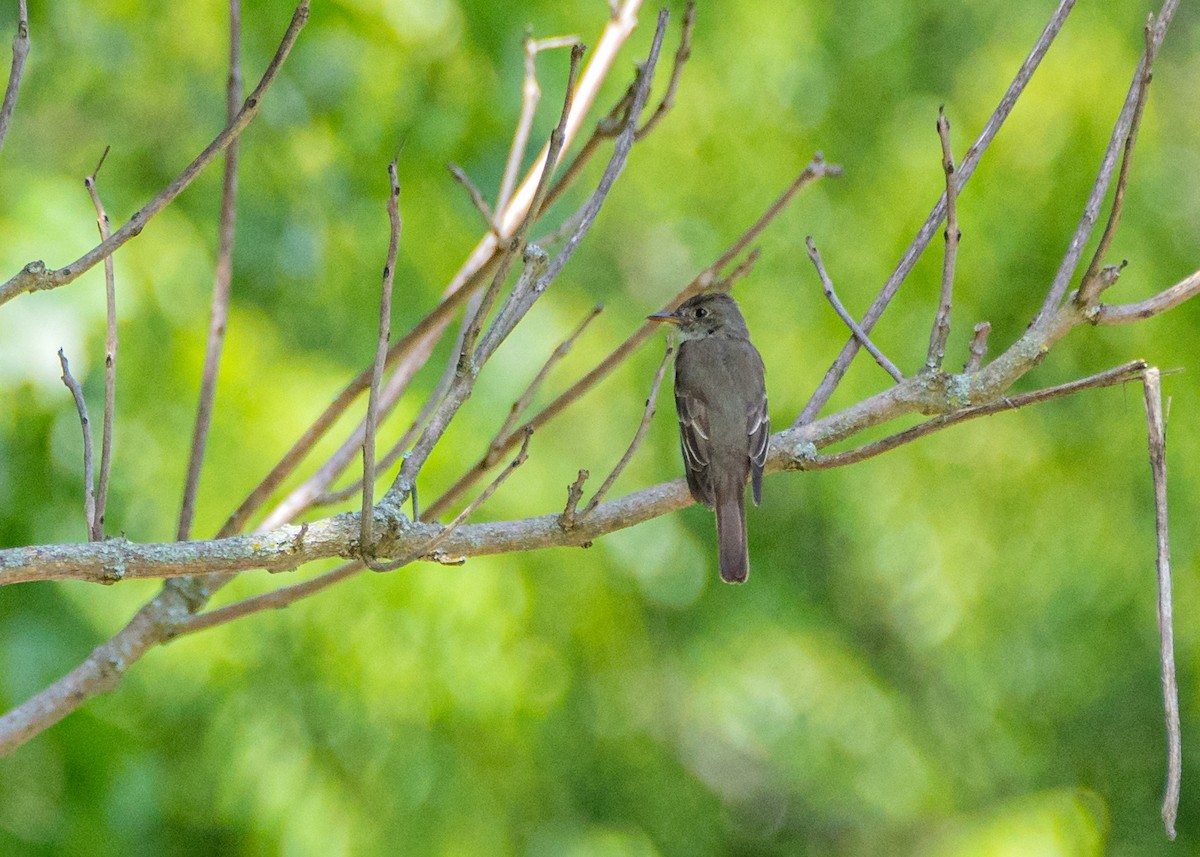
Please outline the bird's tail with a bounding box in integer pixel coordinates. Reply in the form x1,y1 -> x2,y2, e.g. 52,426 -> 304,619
715,487 -> 749,584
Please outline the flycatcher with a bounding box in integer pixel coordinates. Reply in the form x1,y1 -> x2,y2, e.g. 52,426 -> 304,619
649,292 -> 768,583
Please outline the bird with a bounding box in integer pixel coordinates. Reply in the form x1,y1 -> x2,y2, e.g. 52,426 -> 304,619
648,292 -> 769,583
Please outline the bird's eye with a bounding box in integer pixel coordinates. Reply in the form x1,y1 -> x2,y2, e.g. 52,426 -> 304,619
694,306 -> 708,319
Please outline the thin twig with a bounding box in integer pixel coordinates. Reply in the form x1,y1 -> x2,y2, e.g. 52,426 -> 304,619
0,1 -> 311,308
313,293 -> 480,510
371,428 -> 534,572
806,237 -> 903,383
1142,367 -> 1180,840
798,0 -> 1078,426
495,303 -> 602,445
448,162 -> 497,231
964,321 -> 991,373
559,469 -> 590,530
171,561 -> 365,639
83,147 -> 116,542
926,106 -> 959,370
0,0 -> 29,157
1038,0 -> 1178,320
580,343 -> 673,518
712,247 -> 760,292
635,0 -> 694,140
1078,35 -> 1153,305
57,350 -> 96,539
1095,268 -> 1200,325
361,160 -> 403,557
179,0 -> 242,541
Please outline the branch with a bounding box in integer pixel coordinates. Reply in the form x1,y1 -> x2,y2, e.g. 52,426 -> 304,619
926,107 -> 959,370
1094,269 -> 1200,325
449,161 -> 497,231
1036,0 -> 1178,320
495,303 -> 602,448
0,1 -> 311,307
635,0 -> 694,140
219,273 -> 484,536
83,148 -> 117,542
170,561 -> 365,639
798,0 -> 1078,425
1143,367 -> 1180,840
805,236 -> 902,383
57,350 -> 96,539
7,305 -> 1172,589
803,361 -> 1147,470
0,0 -> 29,157
178,0 -> 242,541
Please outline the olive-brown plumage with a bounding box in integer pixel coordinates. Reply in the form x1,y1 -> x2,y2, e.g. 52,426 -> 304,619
649,293 -> 768,583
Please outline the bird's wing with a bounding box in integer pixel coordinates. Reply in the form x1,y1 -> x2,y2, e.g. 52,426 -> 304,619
747,368 -> 769,507
676,388 -> 714,506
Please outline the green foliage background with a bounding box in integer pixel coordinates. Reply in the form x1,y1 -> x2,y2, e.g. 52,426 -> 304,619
2,0 -> 1200,854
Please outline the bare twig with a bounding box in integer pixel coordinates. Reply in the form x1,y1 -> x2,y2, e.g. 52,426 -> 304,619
806,237 -> 903,383
559,469 -> 590,529
449,162 -> 497,231
1142,367 -> 1180,840
361,160 -> 403,557
635,0 -> 694,140
179,0 -> 242,541
1076,29 -> 1154,306
964,321 -> 991,373
926,107 -> 959,370
580,343 -> 672,518
290,0 -> 646,531
57,350 -> 96,539
171,561 -> 365,639
0,1 -> 311,308
83,147 -> 116,542
712,247 -> 760,292
496,303 -> 602,445
1095,269 -> 1200,325
0,0 -> 29,157
313,293 -> 481,511
1037,0 -> 1178,320
798,0 -> 1078,426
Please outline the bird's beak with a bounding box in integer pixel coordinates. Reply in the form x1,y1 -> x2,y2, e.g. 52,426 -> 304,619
647,311 -> 680,326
